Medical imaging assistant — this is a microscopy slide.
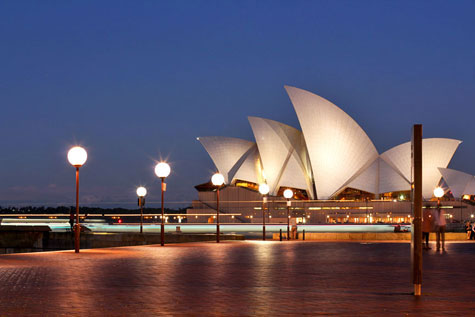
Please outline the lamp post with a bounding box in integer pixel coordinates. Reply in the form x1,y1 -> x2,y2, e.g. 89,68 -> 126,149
211,173 -> 225,243
136,186 -> 147,233
283,189 -> 293,240
155,162 -> 171,246
259,184 -> 270,240
67,146 -> 87,253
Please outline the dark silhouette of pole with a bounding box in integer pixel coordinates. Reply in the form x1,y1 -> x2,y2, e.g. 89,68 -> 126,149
139,197 -> 144,234
287,200 -> 290,240
216,186 -> 220,243
262,196 -> 266,240
411,124 -> 423,296
75,167 -> 80,253
161,177 -> 165,246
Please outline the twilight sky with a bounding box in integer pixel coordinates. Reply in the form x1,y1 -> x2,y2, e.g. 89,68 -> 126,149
1,1 -> 474,208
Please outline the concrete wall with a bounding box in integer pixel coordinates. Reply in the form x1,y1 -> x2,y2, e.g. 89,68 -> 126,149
0,231 -> 244,254
272,232 -> 469,241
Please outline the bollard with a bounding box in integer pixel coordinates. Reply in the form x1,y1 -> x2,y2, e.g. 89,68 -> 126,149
303,229 -> 305,241
280,229 -> 282,241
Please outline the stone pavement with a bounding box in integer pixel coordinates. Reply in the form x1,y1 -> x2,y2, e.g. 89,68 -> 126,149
1,241 -> 475,316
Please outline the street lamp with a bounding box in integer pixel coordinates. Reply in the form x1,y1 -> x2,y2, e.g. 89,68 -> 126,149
136,186 -> 147,233
155,162 -> 171,246
283,189 -> 293,240
67,146 -> 87,253
259,183 -> 270,241
211,173 -> 225,243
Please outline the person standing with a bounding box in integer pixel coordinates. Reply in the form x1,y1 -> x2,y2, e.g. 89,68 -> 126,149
422,207 -> 433,249
434,206 -> 446,251
466,221 -> 472,240
290,217 -> 297,239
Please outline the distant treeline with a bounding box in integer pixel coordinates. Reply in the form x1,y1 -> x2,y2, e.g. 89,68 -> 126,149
0,206 -> 190,214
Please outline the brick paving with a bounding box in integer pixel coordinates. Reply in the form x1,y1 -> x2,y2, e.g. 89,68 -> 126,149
1,241 -> 475,316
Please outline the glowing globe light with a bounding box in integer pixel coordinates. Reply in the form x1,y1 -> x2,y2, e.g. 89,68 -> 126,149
136,186 -> 147,197
211,173 -> 225,186
259,183 -> 269,195
433,187 -> 444,198
67,146 -> 87,167
154,162 -> 171,178
283,189 -> 293,199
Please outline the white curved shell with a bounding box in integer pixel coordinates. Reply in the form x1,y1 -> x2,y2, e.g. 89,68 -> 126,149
378,158 -> 411,193
343,158 -> 379,194
232,145 -> 262,185
438,168 -> 475,198
381,138 -> 461,199
248,116 -> 314,198
285,86 -> 379,199
342,158 -> 410,195
197,136 -> 255,184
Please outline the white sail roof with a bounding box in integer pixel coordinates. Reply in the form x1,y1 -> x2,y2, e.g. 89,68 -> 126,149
232,145 -> 262,185
381,138 -> 461,199
285,86 -> 379,199
248,116 -> 314,198
344,158 -> 379,194
378,158 -> 411,193
438,167 -> 475,198
341,157 -> 411,195
197,136 -> 256,184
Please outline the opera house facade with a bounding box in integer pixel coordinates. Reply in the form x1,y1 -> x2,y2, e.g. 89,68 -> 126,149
188,86 -> 475,224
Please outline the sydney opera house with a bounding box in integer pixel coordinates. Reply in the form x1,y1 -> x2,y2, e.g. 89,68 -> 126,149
188,86 -> 475,224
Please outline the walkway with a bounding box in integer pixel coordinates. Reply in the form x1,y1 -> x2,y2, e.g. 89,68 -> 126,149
1,241 -> 474,315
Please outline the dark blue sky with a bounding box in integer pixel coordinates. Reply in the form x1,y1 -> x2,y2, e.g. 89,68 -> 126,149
1,1 -> 474,208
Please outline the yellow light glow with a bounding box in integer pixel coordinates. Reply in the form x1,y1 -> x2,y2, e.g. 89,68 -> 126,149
67,146 -> 87,167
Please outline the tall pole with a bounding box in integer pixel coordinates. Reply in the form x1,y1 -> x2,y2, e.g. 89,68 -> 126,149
262,196 -> 266,240
216,186 -> 220,243
140,198 -> 143,234
287,199 -> 290,240
75,167 -> 80,253
411,124 -> 423,296
161,177 -> 165,246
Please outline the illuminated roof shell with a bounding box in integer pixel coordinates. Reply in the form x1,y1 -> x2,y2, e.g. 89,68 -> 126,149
285,85 -> 379,199
197,136 -> 256,184
248,116 -> 314,198
438,167 -> 475,198
381,138 -> 461,199
197,87 -> 465,201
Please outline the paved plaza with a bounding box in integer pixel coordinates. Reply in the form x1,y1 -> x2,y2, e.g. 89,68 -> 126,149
1,241 -> 475,316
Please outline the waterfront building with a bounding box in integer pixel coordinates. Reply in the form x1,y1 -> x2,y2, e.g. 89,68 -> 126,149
188,86 -> 475,223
